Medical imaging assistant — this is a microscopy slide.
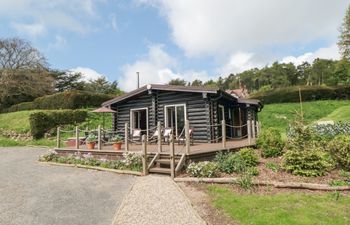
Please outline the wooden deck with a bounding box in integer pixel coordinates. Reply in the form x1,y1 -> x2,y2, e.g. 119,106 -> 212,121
55,138 -> 256,159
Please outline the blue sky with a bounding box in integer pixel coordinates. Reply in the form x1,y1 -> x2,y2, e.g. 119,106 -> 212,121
0,0 -> 348,91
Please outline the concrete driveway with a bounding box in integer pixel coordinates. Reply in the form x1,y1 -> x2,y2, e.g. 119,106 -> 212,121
0,147 -> 135,225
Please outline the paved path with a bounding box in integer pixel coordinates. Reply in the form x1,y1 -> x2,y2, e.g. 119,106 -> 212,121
113,175 -> 206,225
0,147 -> 135,225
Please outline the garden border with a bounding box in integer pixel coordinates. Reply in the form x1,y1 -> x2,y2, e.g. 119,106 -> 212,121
38,161 -> 142,176
174,177 -> 350,191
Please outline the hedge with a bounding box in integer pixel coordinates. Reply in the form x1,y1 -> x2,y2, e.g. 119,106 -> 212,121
250,85 -> 350,104
3,91 -> 113,112
30,110 -> 88,139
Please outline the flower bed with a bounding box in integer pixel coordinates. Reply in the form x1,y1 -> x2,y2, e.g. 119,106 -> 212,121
39,151 -> 142,172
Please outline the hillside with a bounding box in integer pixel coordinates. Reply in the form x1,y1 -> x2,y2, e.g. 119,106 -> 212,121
260,100 -> 350,133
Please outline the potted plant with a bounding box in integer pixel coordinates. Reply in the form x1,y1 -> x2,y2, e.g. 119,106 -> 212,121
112,134 -> 123,150
86,134 -> 97,150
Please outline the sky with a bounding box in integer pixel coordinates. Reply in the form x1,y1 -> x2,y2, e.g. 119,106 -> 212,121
0,0 -> 348,91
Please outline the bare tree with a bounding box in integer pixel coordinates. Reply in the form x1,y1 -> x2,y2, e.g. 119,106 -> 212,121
0,37 -> 47,70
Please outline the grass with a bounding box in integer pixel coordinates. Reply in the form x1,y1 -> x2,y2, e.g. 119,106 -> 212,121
0,109 -> 113,133
0,110 -> 41,133
0,109 -> 112,147
208,185 -> 350,225
0,136 -> 25,147
319,105 -> 350,122
0,136 -> 56,147
260,100 -> 350,133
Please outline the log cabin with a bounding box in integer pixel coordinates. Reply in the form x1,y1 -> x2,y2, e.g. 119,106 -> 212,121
102,84 -> 262,143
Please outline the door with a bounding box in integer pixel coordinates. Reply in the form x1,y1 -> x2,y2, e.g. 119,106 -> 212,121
130,108 -> 148,136
165,104 -> 186,138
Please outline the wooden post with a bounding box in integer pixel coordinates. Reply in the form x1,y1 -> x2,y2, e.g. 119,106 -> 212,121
56,126 -> 61,149
256,121 -> 260,136
75,126 -> 79,149
222,120 -> 226,148
97,125 -> 102,150
252,120 -> 256,138
124,123 -> 129,151
170,133 -> 175,179
185,119 -> 190,155
142,134 -> 148,176
157,121 -> 162,153
247,120 -> 251,145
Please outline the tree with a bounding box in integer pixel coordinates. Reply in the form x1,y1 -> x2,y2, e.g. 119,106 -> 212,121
0,37 -> 47,71
191,79 -> 203,86
338,5 -> 350,60
334,59 -> 350,85
203,79 -> 218,88
84,76 -> 123,95
50,70 -> 85,92
168,78 -> 187,86
0,69 -> 53,109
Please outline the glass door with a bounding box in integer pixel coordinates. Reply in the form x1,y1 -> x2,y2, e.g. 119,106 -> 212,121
165,104 -> 186,138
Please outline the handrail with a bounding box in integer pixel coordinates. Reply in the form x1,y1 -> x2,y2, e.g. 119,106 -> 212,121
147,153 -> 160,170
175,153 -> 186,174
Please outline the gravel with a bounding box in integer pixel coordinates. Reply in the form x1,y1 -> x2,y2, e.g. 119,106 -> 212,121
113,175 -> 206,225
0,147 -> 135,225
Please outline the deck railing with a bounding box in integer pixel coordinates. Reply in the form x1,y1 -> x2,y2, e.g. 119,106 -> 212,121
55,119 -> 260,154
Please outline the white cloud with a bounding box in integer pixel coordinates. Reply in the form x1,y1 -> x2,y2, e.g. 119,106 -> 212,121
140,0 -> 348,57
281,44 -> 340,65
12,22 -> 45,37
70,67 -> 105,81
119,45 -> 211,91
218,52 -> 264,75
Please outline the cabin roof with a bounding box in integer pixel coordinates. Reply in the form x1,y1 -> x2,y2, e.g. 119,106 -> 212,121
102,84 -> 261,107
102,84 -> 219,106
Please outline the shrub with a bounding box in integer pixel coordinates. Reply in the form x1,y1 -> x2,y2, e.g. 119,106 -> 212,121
238,148 -> 259,167
187,161 -> 219,178
265,162 -> 280,172
30,110 -> 88,139
215,148 -> 259,174
327,135 -> 350,170
39,151 -> 59,162
250,85 -> 350,104
246,167 -> 259,176
282,145 -> 333,177
122,152 -> 142,171
283,115 -> 335,176
4,91 -> 113,112
237,172 -> 254,191
257,128 -> 285,158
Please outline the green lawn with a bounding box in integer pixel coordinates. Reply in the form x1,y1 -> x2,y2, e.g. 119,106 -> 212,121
208,185 -> 350,225
0,109 -> 112,147
260,100 -> 350,133
0,110 -> 41,133
319,105 -> 350,122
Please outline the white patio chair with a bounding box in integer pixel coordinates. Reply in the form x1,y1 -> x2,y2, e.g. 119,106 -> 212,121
132,128 -> 142,142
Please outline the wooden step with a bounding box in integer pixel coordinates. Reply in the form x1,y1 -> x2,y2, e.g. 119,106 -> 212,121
149,167 -> 171,174
156,159 -> 180,164
157,155 -> 182,160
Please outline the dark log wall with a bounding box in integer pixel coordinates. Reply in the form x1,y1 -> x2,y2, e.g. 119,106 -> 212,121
156,90 -> 211,143
111,93 -> 153,138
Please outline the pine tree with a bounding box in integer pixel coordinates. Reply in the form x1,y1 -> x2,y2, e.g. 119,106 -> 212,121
338,5 -> 350,60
